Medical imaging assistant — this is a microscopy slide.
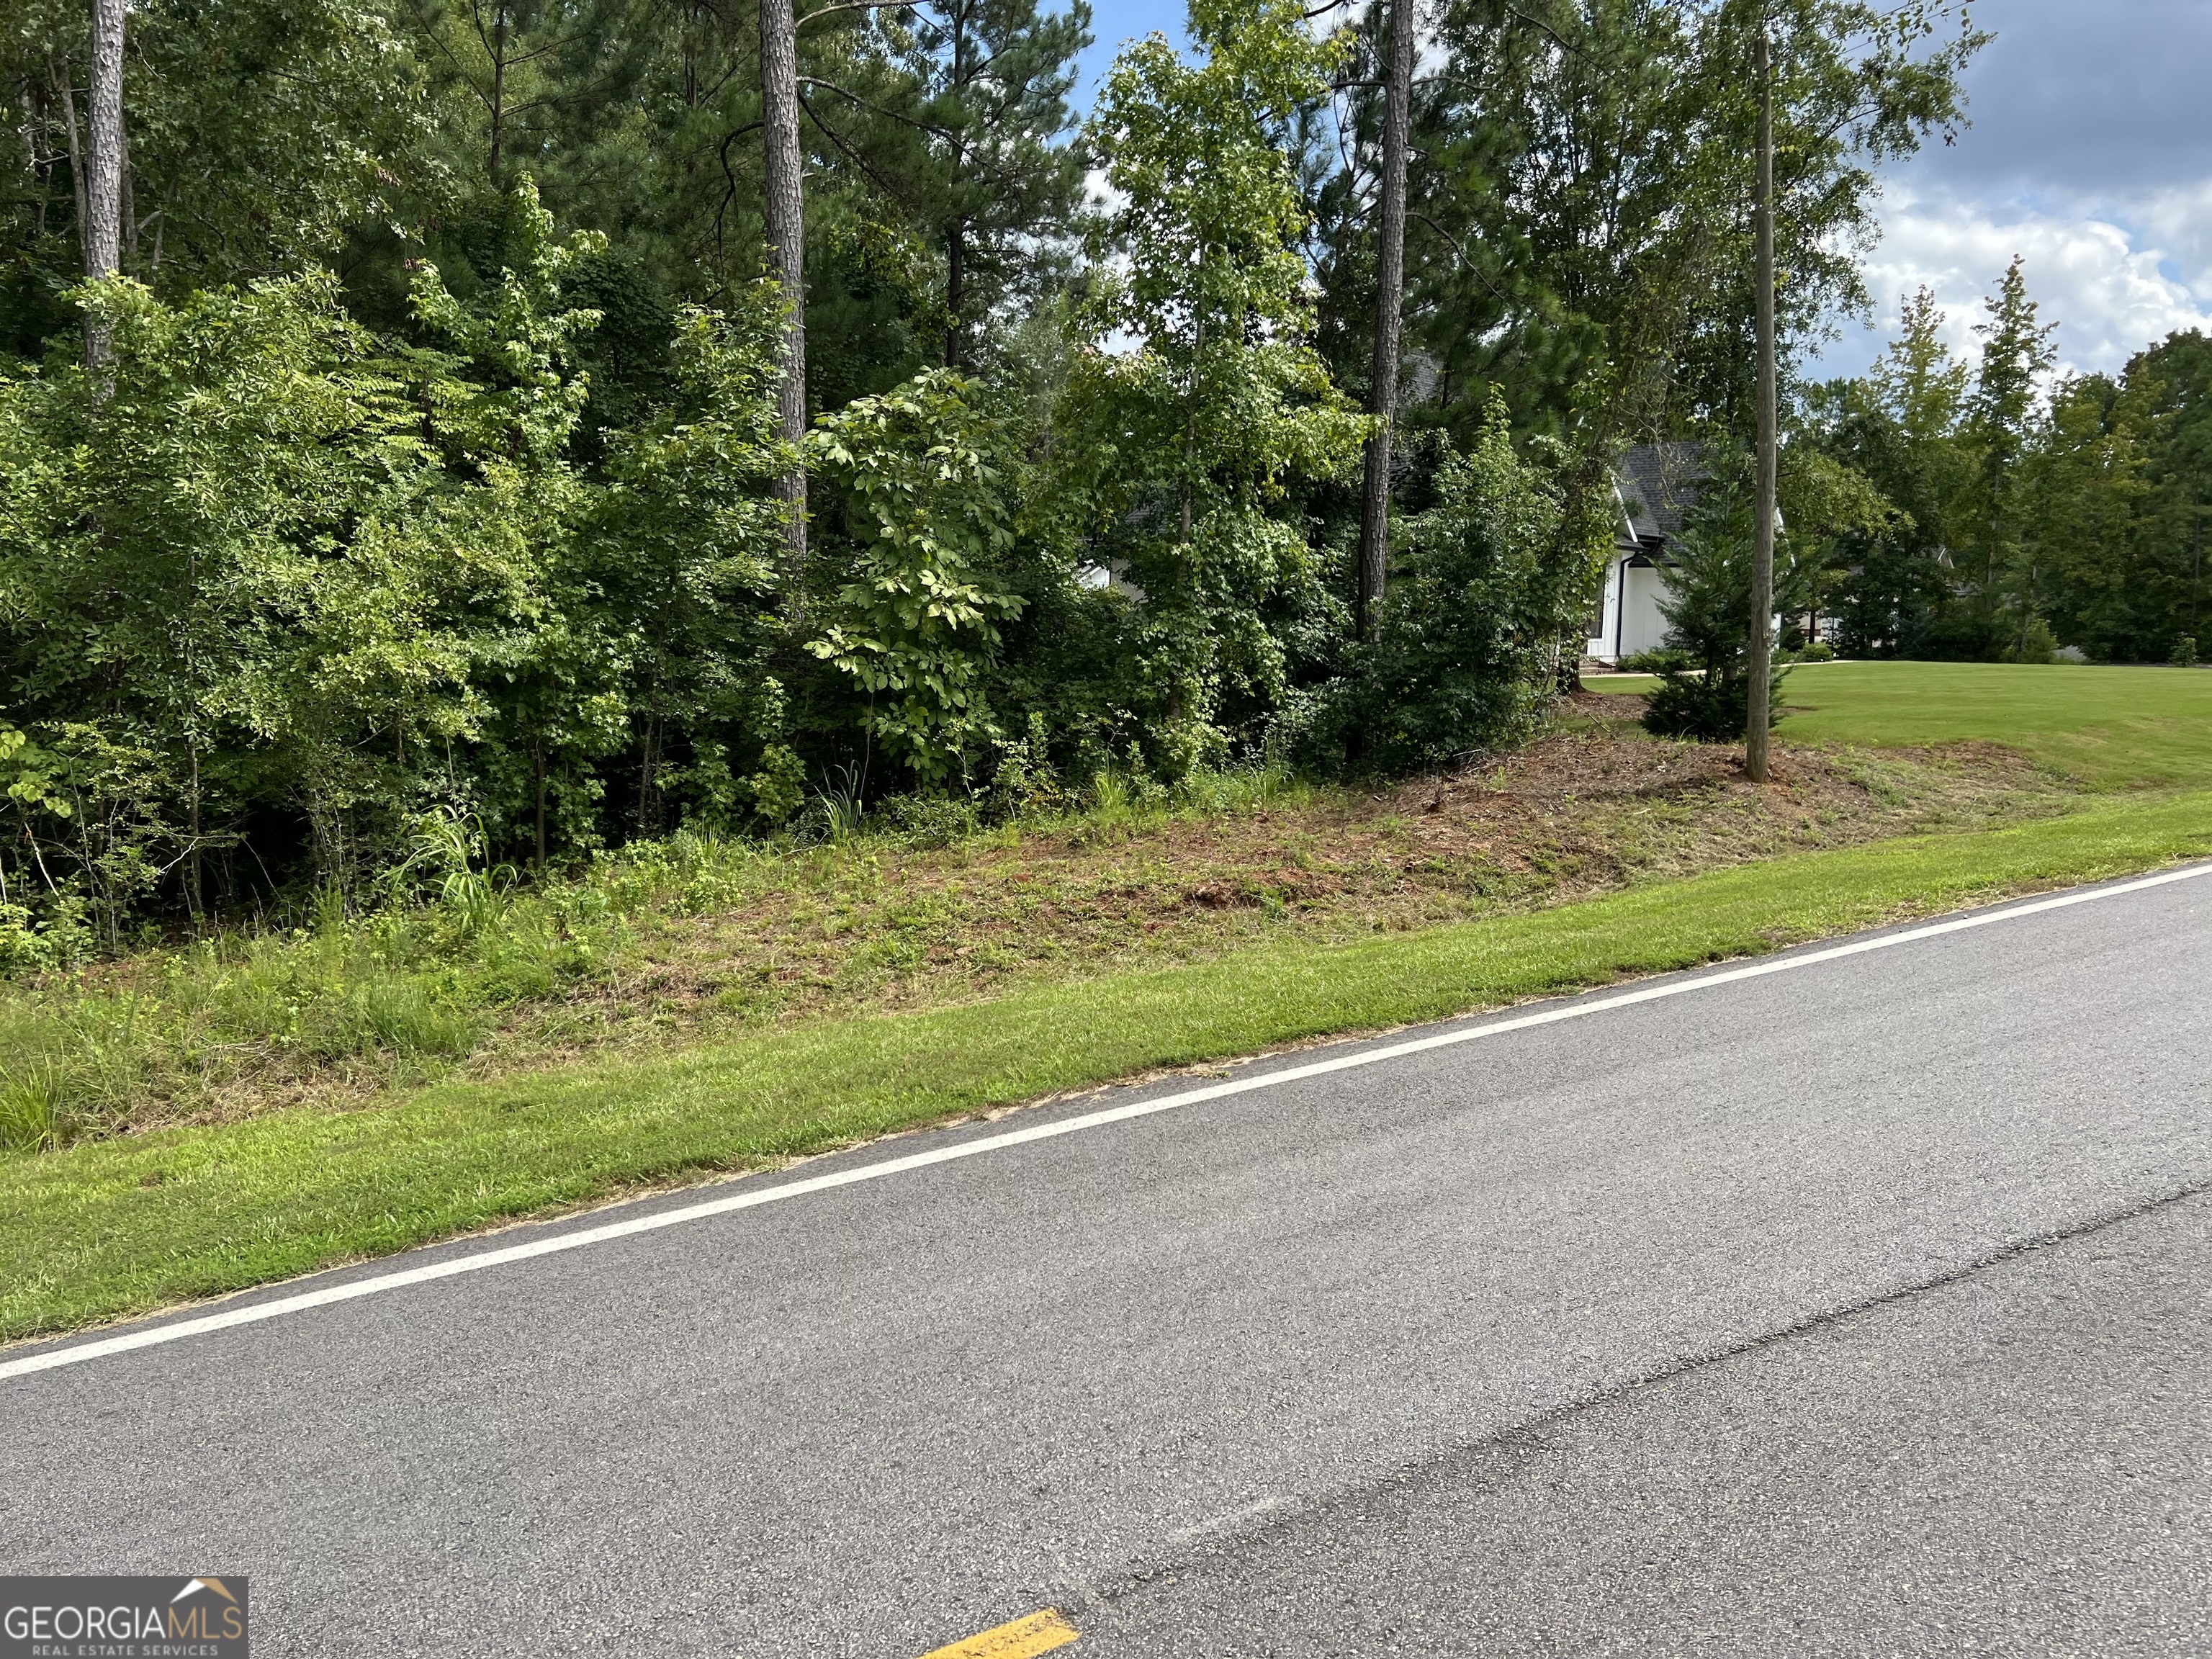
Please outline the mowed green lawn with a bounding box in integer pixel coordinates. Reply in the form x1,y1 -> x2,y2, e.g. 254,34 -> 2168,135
8,660 -> 2212,1344
1590,660 -> 2212,788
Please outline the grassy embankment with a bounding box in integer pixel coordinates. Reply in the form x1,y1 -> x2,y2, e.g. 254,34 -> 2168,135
4,662 -> 2210,1342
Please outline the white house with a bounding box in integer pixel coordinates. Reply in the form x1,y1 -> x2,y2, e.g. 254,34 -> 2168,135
1586,441 -> 1705,665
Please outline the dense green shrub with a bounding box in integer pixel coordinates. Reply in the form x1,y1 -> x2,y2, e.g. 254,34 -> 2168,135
0,185 -> 796,944
1292,403 -> 1601,772
0,6 -> 1631,955
1642,665 -> 1781,743
806,371 -> 1027,786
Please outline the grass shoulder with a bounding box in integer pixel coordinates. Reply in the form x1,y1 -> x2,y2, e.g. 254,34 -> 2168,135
0,693 -> 2067,1154
7,660 -> 2208,1341
5,785 -> 2208,1344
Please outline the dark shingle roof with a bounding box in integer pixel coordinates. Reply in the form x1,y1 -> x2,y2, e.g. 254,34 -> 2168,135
1614,441 -> 1707,544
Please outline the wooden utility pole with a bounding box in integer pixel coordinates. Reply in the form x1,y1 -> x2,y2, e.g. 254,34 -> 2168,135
83,0 -> 125,368
760,0 -> 810,588
1354,0 -> 1416,643
1745,23 -> 1776,783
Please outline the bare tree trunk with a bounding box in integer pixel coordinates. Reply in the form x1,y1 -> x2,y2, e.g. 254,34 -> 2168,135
54,60 -> 86,269
1353,0 -> 1416,644
760,0 -> 810,593
1745,25 -> 1777,783
489,1 -> 509,183
83,0 -> 124,373
944,1 -> 968,368
945,220 -> 966,368
22,84 -> 53,238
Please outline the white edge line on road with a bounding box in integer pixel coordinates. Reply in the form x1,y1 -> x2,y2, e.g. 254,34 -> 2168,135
7,860 -> 2209,1383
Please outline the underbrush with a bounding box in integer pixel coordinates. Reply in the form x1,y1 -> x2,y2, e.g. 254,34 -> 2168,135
0,718 -> 2074,1155
0,763 -> 1314,1151
0,900 -> 597,1151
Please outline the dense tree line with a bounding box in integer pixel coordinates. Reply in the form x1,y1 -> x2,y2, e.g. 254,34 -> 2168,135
1811,268 -> 2212,667
1,0 -> 1977,946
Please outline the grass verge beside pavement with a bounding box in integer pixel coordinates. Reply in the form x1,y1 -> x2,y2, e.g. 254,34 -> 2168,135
7,786 -> 2210,1345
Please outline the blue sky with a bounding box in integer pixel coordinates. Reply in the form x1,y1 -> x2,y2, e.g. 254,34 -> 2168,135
1071,0 -> 2212,379
1075,0 -> 1186,95
1821,0 -> 2212,379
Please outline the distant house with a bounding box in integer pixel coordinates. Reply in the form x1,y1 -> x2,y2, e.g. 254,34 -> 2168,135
1586,442 -> 1707,665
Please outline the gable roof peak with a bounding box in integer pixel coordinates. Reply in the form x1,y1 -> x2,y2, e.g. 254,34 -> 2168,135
1614,440 -> 1708,543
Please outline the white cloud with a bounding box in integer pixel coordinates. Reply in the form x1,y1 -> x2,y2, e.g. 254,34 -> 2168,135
1084,166 -> 1126,215
2123,180 -> 2212,297
1825,185 -> 2212,382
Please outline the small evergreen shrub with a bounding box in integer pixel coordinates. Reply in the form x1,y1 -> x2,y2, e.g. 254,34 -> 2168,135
1632,449 -> 1804,746
2002,617 -> 2059,665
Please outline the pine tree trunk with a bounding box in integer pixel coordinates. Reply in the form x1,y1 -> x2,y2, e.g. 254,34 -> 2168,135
488,1 -> 509,183
1354,0 -> 1416,644
945,2 -> 968,369
760,0 -> 810,593
83,0 -> 124,369
1745,26 -> 1777,784
945,220 -> 966,368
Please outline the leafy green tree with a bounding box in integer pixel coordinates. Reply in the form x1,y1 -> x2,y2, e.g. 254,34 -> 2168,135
2016,371 -> 2158,661
1806,287 -> 1978,654
586,295 -> 799,831
1297,398 -> 1602,772
1344,0 -> 1984,458
0,269 -> 457,914
2112,331 -> 2212,658
1056,0 -> 1371,774
806,369 -> 1026,785
1640,446 -> 1840,740
2,0 -> 428,351
0,181 -> 796,924
400,0 -> 643,189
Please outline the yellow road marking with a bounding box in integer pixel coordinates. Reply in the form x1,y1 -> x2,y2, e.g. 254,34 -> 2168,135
917,1608 -> 1079,1659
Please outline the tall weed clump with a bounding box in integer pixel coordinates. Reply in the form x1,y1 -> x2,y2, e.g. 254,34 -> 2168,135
0,827 -> 611,1153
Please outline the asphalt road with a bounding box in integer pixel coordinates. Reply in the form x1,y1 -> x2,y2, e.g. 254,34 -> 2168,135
5,869 -> 2212,1657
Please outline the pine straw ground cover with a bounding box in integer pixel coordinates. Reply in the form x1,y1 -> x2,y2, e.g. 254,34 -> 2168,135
0,693 -> 2076,1151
